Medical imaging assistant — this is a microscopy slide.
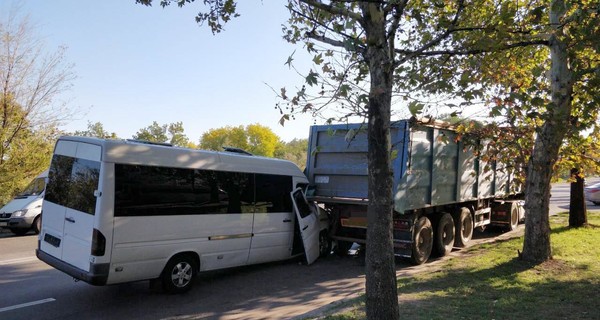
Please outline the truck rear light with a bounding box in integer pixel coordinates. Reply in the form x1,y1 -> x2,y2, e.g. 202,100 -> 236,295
393,219 -> 410,231
91,228 -> 106,256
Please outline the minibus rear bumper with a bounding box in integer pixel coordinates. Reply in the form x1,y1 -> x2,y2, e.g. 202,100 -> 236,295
36,248 -> 109,286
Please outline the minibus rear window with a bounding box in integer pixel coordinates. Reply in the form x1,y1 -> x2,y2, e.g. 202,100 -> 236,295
45,155 -> 100,215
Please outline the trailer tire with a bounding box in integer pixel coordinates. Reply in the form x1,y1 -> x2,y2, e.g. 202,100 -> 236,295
410,216 -> 433,265
335,240 -> 353,256
507,203 -> 519,231
454,208 -> 473,247
435,213 -> 455,257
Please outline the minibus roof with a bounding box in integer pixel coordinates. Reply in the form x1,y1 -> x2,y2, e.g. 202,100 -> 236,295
55,136 -> 306,178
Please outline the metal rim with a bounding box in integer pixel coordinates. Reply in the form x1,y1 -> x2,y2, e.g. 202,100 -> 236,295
170,261 -> 193,288
416,226 -> 432,256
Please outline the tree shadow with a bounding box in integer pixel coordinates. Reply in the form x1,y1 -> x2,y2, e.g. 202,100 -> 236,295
390,257 -> 599,320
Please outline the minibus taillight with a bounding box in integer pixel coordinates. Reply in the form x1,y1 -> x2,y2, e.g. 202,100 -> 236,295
91,228 -> 106,256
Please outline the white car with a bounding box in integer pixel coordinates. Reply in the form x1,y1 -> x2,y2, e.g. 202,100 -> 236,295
584,182 -> 600,205
0,170 -> 47,236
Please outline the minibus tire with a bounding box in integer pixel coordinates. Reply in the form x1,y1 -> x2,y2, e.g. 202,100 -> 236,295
161,254 -> 197,294
319,231 -> 332,258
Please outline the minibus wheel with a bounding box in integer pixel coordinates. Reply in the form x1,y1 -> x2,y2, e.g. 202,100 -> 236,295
161,254 -> 197,294
319,231 -> 332,258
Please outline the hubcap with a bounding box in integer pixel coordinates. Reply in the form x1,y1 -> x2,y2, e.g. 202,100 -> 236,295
171,262 -> 192,288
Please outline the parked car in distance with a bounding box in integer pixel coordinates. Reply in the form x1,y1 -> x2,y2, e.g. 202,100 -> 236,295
584,182 -> 600,205
0,170 -> 47,236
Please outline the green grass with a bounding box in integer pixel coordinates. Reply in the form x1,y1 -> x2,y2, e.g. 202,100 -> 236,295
318,212 -> 600,320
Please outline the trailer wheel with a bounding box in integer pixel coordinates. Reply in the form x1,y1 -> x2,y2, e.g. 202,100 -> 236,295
507,203 -> 519,231
410,216 -> 433,265
454,208 -> 473,247
161,254 -> 198,294
435,213 -> 455,257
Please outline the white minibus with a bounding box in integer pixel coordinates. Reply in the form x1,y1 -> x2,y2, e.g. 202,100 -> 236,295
36,136 -> 328,293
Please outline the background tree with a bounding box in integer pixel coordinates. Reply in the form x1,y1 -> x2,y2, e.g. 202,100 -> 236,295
73,121 -> 118,139
276,138 -> 308,170
132,121 -> 192,147
199,124 -> 283,157
0,8 -> 75,205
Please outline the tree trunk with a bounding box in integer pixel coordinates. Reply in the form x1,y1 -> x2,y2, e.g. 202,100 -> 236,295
361,3 -> 399,320
569,168 -> 588,227
522,0 -> 573,263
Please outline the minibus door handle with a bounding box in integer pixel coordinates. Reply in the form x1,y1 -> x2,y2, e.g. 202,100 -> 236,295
65,217 -> 76,223
283,219 -> 292,223
302,225 -> 308,231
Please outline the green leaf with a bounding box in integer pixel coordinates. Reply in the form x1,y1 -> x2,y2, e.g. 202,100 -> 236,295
306,70 -> 319,86
285,50 -> 295,68
280,87 -> 288,100
312,53 -> 323,65
391,149 -> 399,161
279,114 -> 290,127
408,101 -> 424,117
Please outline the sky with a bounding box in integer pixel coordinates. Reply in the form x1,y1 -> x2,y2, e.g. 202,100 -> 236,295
3,0 -> 319,142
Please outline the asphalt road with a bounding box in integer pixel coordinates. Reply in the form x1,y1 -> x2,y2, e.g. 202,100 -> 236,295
0,181 -> 596,320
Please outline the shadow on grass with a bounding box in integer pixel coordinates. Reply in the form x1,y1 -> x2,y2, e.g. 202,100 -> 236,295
326,257 -> 599,320
391,257 -> 599,320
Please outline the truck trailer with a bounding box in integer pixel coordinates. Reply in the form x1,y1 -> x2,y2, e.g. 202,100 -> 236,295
305,119 -> 524,264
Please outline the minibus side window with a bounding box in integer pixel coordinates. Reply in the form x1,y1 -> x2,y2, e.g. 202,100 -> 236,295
115,164 -> 255,216
255,174 -> 293,213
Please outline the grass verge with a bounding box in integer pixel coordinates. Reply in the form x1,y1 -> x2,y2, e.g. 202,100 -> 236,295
318,211 -> 600,320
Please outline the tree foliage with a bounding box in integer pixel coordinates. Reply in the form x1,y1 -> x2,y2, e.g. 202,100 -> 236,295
0,8 -> 74,205
73,121 -> 118,139
199,123 -> 283,157
276,138 -> 308,170
132,121 -> 192,147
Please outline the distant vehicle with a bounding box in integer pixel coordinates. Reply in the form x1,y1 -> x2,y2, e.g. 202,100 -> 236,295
36,137 -> 327,293
584,182 -> 600,205
0,170 -> 48,236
